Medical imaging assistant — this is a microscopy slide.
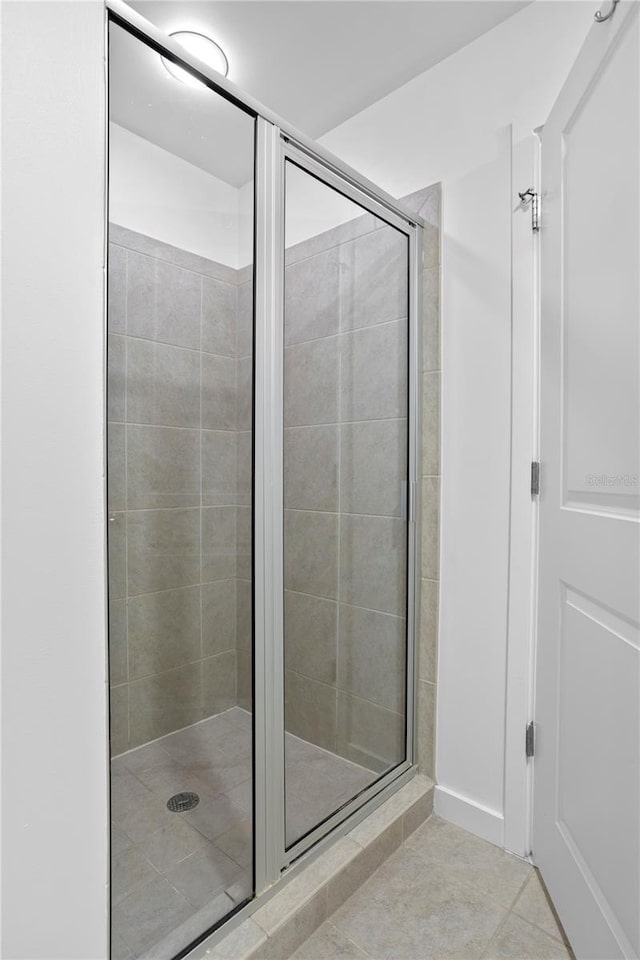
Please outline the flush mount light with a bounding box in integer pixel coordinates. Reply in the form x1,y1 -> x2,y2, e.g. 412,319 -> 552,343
161,31 -> 229,87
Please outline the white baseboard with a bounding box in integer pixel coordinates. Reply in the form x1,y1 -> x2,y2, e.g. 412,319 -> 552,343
434,785 -> 505,848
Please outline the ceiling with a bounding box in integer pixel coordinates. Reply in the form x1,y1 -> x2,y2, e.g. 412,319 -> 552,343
111,1 -> 531,187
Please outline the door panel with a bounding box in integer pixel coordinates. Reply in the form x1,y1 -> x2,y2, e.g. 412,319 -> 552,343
535,4 -> 640,958
282,158 -> 410,850
107,20 -> 256,956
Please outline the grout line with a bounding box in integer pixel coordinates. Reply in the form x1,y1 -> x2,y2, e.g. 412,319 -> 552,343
283,313 -> 408,351
284,506 -> 405,521
284,416 -> 406,429
284,587 -> 406,621
109,237 -> 241,287
109,329 -> 238,362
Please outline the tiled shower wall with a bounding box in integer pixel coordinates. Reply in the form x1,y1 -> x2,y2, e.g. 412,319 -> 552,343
107,184 -> 439,778
107,225 -> 252,755
282,184 -> 441,777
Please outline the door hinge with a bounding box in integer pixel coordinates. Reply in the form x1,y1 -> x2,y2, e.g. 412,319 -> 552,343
530,461 -> 540,496
526,721 -> 535,759
518,188 -> 540,232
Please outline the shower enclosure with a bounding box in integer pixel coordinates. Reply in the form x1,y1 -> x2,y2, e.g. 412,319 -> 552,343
106,5 -> 423,957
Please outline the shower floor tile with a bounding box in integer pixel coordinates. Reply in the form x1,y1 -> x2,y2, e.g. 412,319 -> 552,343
111,707 -> 375,959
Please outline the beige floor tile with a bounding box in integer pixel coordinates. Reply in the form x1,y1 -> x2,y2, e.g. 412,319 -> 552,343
483,913 -> 571,959
111,768 -> 153,821
332,845 -> 507,959
113,876 -> 193,957
113,790 -> 173,842
164,845 -> 243,909
183,793 -> 247,841
512,872 -> 565,943
110,930 -> 134,960
405,816 -> 531,909
223,778 -> 253,814
112,845 -> 159,905
214,818 -> 253,868
111,823 -> 133,856
137,817 -> 210,873
291,921 -> 371,959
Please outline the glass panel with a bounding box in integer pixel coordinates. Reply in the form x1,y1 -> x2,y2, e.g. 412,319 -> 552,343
107,21 -> 255,956
283,160 -> 409,849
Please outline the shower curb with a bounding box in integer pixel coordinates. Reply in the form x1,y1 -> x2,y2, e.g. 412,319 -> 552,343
203,774 -> 434,960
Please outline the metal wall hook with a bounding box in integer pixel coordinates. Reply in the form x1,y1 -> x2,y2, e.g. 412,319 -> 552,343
595,0 -> 618,23
518,188 -> 540,232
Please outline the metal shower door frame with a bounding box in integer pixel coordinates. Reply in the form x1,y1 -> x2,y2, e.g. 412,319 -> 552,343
273,137 -> 422,872
105,0 -> 423,950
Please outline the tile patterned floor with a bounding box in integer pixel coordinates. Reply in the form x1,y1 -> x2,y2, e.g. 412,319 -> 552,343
292,816 -> 572,960
111,708 -> 374,959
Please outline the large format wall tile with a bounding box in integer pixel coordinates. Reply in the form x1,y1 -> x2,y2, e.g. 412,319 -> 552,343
108,423 -> 126,512
285,670 -> 337,752
284,510 -> 338,600
127,425 -> 200,509
237,649 -> 252,711
285,246 -> 340,346
284,425 -> 338,512
236,579 -> 252,652
126,339 -> 200,428
337,604 -> 406,714
202,506 -> 236,582
202,354 -> 237,431
127,585 -> 201,680
340,419 -> 406,517
127,252 -> 201,350
126,508 -> 200,596
108,227 -> 254,754
109,597 -> 128,686
202,277 -> 237,358
235,506 -> 251,580
203,651 -> 237,716
237,279 -> 253,359
202,430 -> 236,507
236,431 -> 252,507
109,512 -> 126,600
110,684 -> 129,756
128,663 -> 202,748
340,321 -> 407,423
108,334 -> 126,422
108,243 -> 127,335
422,372 -> 440,477
336,691 -> 405,771
285,590 -> 338,685
202,580 -> 236,657
340,226 -> 408,333
421,476 -> 440,581
339,514 -> 406,616
236,357 -> 253,432
284,337 -> 339,427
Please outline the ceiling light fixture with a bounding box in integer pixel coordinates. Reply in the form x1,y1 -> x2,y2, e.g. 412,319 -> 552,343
161,31 -> 229,87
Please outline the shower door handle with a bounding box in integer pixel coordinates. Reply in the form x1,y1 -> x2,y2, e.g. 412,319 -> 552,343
401,481 -> 416,523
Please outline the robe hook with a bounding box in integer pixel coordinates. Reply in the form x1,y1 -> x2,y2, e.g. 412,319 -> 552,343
595,0 -> 618,23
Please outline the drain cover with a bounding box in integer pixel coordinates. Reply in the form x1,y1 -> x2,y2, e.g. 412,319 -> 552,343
167,791 -> 200,813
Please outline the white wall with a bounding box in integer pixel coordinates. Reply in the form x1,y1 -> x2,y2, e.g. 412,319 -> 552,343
1,3 -> 109,958
110,122 -> 245,267
317,0 -> 596,846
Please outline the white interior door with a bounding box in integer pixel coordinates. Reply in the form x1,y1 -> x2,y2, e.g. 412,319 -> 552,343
534,3 -> 640,959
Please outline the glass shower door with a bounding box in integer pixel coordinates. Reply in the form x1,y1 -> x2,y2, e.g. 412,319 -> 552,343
107,20 -> 255,958
282,156 -> 411,850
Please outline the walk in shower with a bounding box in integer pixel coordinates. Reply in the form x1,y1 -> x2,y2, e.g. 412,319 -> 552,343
106,6 -> 422,958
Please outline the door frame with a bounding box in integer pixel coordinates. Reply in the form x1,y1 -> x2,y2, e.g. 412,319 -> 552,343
276,139 -> 422,870
105,1 -> 424,955
503,132 -> 542,859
